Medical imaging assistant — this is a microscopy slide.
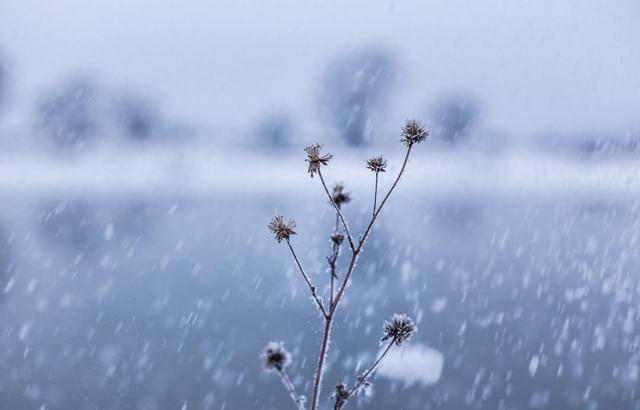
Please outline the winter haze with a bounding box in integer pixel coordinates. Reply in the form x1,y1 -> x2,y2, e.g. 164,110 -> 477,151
1,1 -> 639,409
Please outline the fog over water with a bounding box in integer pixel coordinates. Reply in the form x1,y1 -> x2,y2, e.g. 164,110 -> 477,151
1,1 -> 639,409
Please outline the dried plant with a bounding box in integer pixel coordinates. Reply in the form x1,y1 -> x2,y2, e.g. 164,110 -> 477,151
305,143 -> 333,178
262,342 -> 306,409
365,155 -> 387,173
262,120 -> 428,409
331,183 -> 352,209
269,215 -> 297,243
400,119 -> 429,147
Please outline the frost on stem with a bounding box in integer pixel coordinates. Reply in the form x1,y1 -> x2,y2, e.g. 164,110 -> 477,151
305,143 -> 332,178
268,216 -> 297,243
333,314 -> 418,409
262,341 -> 292,372
400,119 -> 429,147
381,313 -> 417,346
263,120 -> 428,410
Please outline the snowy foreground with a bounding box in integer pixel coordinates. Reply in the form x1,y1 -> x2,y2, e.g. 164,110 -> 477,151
1,145 -> 639,409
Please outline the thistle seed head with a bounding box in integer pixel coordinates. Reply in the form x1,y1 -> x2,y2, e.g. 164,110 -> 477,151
365,155 -> 388,173
268,215 -> 296,243
331,184 -> 351,209
331,233 -> 345,246
262,341 -> 291,372
400,119 -> 429,147
381,313 -> 416,346
305,143 -> 332,178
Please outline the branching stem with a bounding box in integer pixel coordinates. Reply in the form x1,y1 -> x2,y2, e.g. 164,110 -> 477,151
309,145 -> 415,410
332,145 -> 412,315
360,145 -> 413,248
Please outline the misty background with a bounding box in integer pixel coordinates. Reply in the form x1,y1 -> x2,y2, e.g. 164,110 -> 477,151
1,1 -> 640,409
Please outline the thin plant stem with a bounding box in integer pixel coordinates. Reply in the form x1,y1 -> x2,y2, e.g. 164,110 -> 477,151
329,212 -> 340,305
333,340 -> 395,410
310,316 -> 332,410
348,340 -> 394,396
318,170 -> 356,252
329,261 -> 335,306
278,369 -> 306,410
373,172 -> 379,216
286,240 -> 328,318
359,145 -> 413,250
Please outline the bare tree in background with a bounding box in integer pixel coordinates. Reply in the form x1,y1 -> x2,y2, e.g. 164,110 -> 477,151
35,77 -> 101,149
262,120 -> 429,410
430,94 -> 480,144
113,95 -> 159,141
34,77 -> 171,150
254,112 -> 295,150
319,48 -> 396,147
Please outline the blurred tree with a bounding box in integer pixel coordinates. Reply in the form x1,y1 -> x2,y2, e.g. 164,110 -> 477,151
112,94 -> 159,140
319,48 -> 396,146
253,112 -> 294,150
430,94 -> 480,144
34,77 -> 175,149
35,77 -> 102,149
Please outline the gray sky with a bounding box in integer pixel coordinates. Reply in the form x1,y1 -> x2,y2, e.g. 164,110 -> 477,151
1,0 -> 639,135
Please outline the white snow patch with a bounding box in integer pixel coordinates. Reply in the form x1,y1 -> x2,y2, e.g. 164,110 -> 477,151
103,223 -> 115,241
3,276 -> 15,294
431,297 -> 448,313
528,391 -> 550,408
377,343 -> 444,387
529,355 -> 540,377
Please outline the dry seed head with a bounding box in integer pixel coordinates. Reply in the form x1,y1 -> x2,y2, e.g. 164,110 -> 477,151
331,233 -> 345,246
331,183 -> 352,209
333,384 -> 349,408
262,341 -> 291,372
400,119 -> 429,147
381,313 -> 416,346
304,143 -> 332,178
365,155 -> 388,173
268,215 -> 297,243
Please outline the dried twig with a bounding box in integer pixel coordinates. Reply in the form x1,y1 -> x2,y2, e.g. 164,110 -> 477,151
319,170 -> 356,252
286,239 -> 328,318
263,120 -> 428,410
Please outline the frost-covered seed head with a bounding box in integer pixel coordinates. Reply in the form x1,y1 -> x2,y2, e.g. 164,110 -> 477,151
331,233 -> 344,246
268,215 -> 296,243
333,384 -> 350,409
305,143 -> 332,178
400,119 -> 429,147
262,341 -> 291,372
365,155 -> 388,173
381,313 -> 416,346
331,184 -> 351,209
